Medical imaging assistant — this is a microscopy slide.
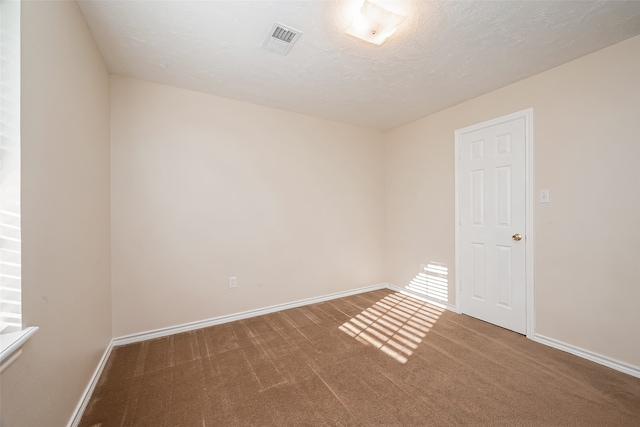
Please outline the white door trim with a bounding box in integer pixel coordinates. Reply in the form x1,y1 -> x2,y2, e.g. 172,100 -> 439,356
454,108 -> 535,338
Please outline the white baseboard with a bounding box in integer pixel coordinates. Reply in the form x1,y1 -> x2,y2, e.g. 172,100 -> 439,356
385,283 -> 459,313
67,339 -> 115,427
532,333 -> 640,379
69,283 -> 640,426
386,282 -> 640,379
70,283 -> 387,424
113,283 -> 388,346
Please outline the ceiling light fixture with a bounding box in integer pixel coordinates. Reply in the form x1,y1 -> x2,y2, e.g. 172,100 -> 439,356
345,0 -> 406,46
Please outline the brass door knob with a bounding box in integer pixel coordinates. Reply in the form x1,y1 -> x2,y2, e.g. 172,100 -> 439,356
512,233 -> 522,241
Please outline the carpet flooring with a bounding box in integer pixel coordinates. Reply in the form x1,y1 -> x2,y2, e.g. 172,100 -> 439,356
80,289 -> 640,426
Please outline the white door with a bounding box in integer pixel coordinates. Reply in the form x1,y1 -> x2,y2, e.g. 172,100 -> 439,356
457,112 -> 529,334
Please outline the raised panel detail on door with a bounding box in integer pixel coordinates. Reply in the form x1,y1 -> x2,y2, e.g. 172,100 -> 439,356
497,245 -> 512,308
471,139 -> 485,159
472,243 -> 485,301
496,133 -> 512,155
471,170 -> 484,225
497,166 -> 511,226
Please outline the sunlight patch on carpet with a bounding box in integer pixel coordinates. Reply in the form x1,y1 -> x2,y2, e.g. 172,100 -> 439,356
339,293 -> 444,363
406,263 -> 448,302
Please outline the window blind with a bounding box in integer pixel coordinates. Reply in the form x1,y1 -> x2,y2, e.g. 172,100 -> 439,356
0,0 -> 22,334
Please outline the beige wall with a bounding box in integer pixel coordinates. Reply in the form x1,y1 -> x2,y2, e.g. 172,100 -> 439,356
384,35 -> 640,367
110,76 -> 385,337
0,1 -> 112,426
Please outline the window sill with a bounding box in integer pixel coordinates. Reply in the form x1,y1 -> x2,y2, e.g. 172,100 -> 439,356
0,327 -> 39,373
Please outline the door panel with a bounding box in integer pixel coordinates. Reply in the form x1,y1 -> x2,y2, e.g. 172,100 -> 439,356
459,116 -> 527,334
471,243 -> 485,300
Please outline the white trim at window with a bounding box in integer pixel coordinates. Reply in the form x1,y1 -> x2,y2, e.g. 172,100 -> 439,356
0,0 -> 36,370
0,326 -> 37,373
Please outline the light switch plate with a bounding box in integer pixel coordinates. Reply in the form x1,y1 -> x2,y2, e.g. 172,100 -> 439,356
539,189 -> 550,203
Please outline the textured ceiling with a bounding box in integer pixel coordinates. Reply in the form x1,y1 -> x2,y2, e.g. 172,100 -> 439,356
78,0 -> 640,130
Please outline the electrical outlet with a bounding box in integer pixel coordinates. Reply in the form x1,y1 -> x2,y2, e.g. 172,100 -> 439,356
229,276 -> 236,288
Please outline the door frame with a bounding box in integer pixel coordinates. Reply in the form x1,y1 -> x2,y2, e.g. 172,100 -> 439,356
454,108 -> 535,338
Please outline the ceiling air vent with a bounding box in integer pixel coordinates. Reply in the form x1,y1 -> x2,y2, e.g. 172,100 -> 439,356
262,23 -> 302,56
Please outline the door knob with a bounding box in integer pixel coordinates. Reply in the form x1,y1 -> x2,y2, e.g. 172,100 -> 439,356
512,233 -> 522,241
